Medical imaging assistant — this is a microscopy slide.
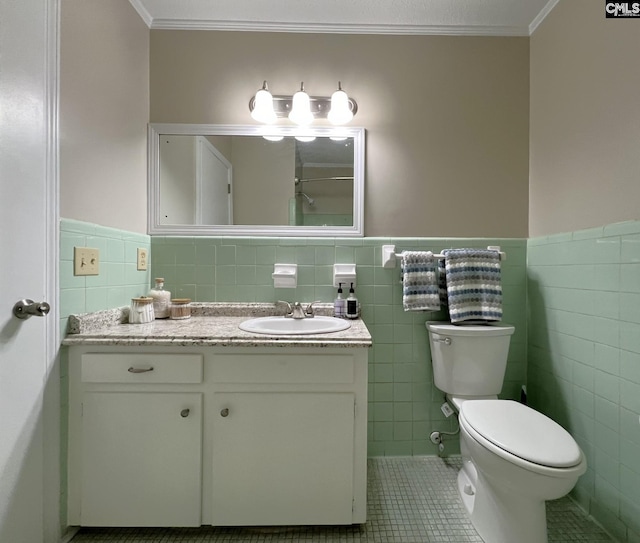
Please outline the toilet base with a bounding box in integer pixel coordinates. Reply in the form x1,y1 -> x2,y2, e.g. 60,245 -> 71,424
457,465 -> 548,543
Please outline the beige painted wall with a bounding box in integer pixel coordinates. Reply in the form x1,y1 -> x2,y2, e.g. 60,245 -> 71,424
232,137 -> 295,225
60,0 -> 149,233
158,136 -> 196,224
150,31 -> 529,238
529,0 -> 640,237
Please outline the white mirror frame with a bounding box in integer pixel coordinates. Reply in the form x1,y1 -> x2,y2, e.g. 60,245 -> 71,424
148,123 -> 365,237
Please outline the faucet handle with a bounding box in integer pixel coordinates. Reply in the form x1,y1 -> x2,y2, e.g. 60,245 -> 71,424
305,300 -> 322,317
277,300 -> 293,315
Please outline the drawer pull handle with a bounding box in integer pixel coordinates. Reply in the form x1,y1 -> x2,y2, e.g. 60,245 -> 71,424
220,408 -> 229,417
180,409 -> 190,418
127,366 -> 154,374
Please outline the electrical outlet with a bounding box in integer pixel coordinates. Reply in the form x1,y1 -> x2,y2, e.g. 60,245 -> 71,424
440,402 -> 454,418
74,247 -> 99,276
137,248 -> 148,271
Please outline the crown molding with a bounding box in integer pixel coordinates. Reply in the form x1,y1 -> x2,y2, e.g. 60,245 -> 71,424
129,0 -> 153,27
149,19 -> 530,37
529,0 -> 560,35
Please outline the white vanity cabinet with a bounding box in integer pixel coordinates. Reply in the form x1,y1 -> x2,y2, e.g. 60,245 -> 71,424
67,344 -> 368,528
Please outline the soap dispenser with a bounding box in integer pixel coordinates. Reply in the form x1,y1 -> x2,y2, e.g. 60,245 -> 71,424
334,283 -> 346,318
346,283 -> 359,319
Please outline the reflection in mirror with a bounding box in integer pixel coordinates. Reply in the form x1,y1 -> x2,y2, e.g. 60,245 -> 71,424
148,124 -> 365,237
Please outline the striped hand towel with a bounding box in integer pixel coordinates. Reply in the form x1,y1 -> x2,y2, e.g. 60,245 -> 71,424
438,258 -> 448,308
401,251 -> 441,311
444,249 -> 502,323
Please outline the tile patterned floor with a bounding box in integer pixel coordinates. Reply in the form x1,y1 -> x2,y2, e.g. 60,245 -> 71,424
71,456 -> 613,543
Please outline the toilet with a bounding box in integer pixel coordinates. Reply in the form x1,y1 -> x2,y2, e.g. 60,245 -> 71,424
426,322 -> 587,543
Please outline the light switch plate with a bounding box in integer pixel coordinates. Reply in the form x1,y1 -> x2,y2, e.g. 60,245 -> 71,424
137,248 -> 148,271
74,247 -> 99,276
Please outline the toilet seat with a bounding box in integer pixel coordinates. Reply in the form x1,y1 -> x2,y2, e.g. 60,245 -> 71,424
460,399 -> 583,470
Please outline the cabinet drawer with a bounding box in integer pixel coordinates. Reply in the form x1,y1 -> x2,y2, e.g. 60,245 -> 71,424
211,353 -> 355,384
81,353 -> 203,384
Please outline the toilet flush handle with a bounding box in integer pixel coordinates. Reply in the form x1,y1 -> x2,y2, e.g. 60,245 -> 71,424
434,336 -> 452,346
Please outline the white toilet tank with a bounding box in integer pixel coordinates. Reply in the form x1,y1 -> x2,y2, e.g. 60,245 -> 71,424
426,321 -> 515,396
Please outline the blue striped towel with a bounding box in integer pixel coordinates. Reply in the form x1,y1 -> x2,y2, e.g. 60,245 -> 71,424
401,251 -> 440,311
438,258 -> 448,308
443,249 -> 502,323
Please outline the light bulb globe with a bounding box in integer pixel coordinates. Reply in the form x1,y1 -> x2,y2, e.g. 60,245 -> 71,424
288,90 -> 314,126
251,88 -> 277,124
328,89 -> 353,125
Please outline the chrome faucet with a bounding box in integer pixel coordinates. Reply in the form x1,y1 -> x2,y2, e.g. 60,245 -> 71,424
278,300 -> 320,319
290,302 -> 306,319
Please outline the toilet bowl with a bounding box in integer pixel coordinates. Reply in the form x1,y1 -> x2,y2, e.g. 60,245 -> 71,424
456,398 -> 587,543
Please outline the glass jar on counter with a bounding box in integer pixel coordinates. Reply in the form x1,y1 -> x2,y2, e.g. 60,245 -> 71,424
170,298 -> 191,320
129,297 -> 155,324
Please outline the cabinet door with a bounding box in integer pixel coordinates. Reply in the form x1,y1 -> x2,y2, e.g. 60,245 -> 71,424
212,392 -> 355,525
80,392 -> 202,526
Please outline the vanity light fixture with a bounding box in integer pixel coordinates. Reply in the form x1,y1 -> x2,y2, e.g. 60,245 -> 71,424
249,80 -> 358,126
328,82 -> 353,125
250,81 -> 278,124
288,83 -> 314,126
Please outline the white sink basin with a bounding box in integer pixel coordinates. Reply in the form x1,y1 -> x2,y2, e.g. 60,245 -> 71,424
239,316 -> 351,335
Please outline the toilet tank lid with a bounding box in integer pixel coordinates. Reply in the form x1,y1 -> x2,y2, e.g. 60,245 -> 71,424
426,321 -> 514,337
461,400 -> 583,468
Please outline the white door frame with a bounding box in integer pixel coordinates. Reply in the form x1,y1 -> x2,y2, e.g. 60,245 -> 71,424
43,0 -> 62,538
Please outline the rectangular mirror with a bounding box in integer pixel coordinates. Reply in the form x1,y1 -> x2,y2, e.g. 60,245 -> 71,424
148,124 -> 365,237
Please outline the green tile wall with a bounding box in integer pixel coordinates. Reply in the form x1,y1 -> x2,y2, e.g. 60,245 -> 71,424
60,218 -> 152,334
151,236 -> 528,456
528,220 -> 640,543
59,218 -> 151,530
57,218 -> 640,540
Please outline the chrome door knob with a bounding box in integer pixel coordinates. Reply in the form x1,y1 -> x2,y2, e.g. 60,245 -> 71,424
13,299 -> 50,320
220,408 -> 229,417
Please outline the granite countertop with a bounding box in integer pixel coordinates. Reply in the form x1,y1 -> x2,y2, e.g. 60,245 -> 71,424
62,303 -> 372,348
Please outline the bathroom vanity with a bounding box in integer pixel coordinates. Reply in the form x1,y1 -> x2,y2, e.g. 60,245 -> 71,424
63,305 -> 371,528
